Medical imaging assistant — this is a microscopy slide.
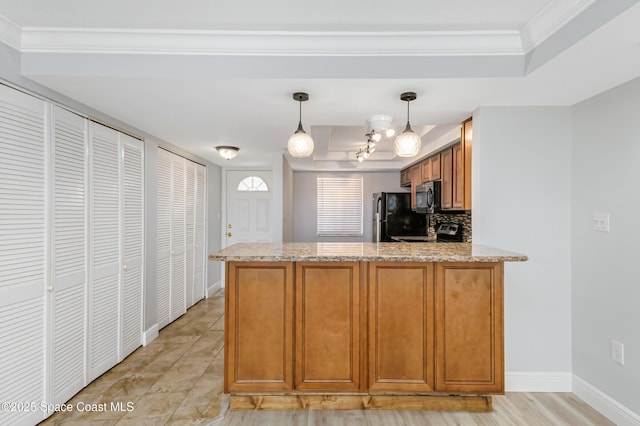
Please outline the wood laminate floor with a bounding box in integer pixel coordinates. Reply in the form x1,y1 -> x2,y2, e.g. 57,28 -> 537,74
41,290 -> 613,426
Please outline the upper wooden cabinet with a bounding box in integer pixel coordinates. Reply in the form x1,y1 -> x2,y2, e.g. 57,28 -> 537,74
431,153 -> 441,180
410,164 -> 421,210
399,117 -> 470,211
441,147 -> 453,209
421,158 -> 432,182
450,117 -> 473,210
442,117 -> 472,210
400,168 -> 411,187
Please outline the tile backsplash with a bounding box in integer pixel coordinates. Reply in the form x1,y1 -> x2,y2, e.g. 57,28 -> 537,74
428,211 -> 472,242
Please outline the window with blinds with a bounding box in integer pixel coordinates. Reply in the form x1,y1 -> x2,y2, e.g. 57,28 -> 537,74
317,177 -> 363,237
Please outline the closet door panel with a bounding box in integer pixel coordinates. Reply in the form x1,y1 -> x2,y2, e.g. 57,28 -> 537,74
194,164 -> 206,301
185,161 -> 195,307
156,149 -> 172,328
89,122 -> 120,381
171,155 -> 186,320
51,106 -> 87,404
0,85 -> 47,425
121,134 -> 144,359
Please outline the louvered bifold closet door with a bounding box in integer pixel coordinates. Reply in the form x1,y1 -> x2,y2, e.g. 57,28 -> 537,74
121,134 -> 144,359
50,106 -> 87,406
185,161 -> 195,307
194,164 -> 206,302
88,122 -> 121,382
156,149 -> 172,328
171,154 -> 186,320
0,85 -> 47,425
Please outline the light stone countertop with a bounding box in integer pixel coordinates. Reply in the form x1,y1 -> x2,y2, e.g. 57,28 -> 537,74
209,242 -> 527,263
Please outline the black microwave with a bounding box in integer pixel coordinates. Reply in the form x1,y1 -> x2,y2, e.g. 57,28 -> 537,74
415,181 -> 441,214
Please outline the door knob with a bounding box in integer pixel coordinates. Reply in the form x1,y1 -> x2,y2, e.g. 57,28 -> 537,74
227,232 -> 232,237
227,224 -> 232,229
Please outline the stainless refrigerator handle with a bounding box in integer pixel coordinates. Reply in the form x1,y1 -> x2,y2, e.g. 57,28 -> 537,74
375,212 -> 381,244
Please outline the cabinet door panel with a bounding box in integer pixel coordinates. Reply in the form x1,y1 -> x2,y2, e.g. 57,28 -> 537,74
226,262 -> 294,393
431,153 -> 441,180
441,148 -> 452,209
368,262 -> 434,393
435,263 -> 503,393
295,262 -> 362,391
452,143 -> 464,209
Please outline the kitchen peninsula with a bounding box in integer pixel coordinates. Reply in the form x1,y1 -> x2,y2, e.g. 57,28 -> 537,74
209,242 -> 527,412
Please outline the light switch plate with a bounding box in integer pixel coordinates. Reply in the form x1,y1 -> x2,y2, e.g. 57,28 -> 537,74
593,213 -> 610,232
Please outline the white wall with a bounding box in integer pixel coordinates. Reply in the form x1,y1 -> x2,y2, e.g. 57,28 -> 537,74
473,106 -> 573,377
572,77 -> 640,415
293,171 -> 407,242
207,164 -> 222,294
283,158 -> 294,242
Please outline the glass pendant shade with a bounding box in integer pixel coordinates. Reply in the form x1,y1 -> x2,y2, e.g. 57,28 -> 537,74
287,123 -> 314,158
394,92 -> 421,157
288,92 -> 314,158
394,123 -> 422,157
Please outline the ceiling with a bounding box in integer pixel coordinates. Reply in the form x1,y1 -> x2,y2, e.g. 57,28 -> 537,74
1,0 -> 640,170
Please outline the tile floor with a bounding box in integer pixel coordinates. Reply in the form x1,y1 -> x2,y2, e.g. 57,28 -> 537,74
41,291 -> 226,425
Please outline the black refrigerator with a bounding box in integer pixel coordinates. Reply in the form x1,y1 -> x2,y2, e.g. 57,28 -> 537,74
372,192 -> 427,242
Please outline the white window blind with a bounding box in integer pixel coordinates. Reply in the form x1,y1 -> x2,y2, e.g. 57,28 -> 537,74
317,177 -> 363,237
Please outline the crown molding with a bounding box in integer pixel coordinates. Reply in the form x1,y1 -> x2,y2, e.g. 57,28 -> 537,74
2,2 -> 602,58
19,27 -> 524,56
520,0 -> 597,52
0,14 -> 21,50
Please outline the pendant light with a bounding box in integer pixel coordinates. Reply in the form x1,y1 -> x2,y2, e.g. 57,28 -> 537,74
394,92 -> 421,157
287,92 -> 314,158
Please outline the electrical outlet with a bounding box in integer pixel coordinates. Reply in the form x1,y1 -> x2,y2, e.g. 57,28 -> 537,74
593,213 -> 610,232
611,339 -> 624,365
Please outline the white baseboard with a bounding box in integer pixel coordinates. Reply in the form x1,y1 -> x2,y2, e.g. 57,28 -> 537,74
142,324 -> 159,346
207,280 -> 222,298
573,375 -> 640,426
505,372 -> 572,392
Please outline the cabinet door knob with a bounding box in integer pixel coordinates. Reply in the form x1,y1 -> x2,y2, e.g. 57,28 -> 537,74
123,265 -> 128,271
47,286 -> 53,292
228,224 -> 232,229
227,232 -> 232,237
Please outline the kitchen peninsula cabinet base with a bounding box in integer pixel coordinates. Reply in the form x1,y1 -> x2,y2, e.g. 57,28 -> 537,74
229,394 -> 492,412
212,244 -> 527,413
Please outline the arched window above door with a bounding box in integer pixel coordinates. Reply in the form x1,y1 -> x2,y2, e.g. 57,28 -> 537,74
237,176 -> 269,192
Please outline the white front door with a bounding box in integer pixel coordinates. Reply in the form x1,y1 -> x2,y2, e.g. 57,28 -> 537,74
226,170 -> 273,245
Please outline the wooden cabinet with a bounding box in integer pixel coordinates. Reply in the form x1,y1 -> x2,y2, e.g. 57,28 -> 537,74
421,158 -> 432,182
435,263 -> 503,393
410,164 -> 421,210
400,168 -> 411,187
295,262 -> 363,392
446,117 -> 472,210
462,117 -> 473,209
431,153 -> 441,180
225,262 -> 294,393
441,147 -> 453,209
400,117 -> 470,210
368,263 -> 434,393
421,154 -> 441,183
224,258 -> 505,398
453,142 -> 464,209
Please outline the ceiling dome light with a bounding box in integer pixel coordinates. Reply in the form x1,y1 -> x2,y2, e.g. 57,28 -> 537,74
287,92 -> 314,158
215,145 -> 239,160
394,92 -> 421,157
